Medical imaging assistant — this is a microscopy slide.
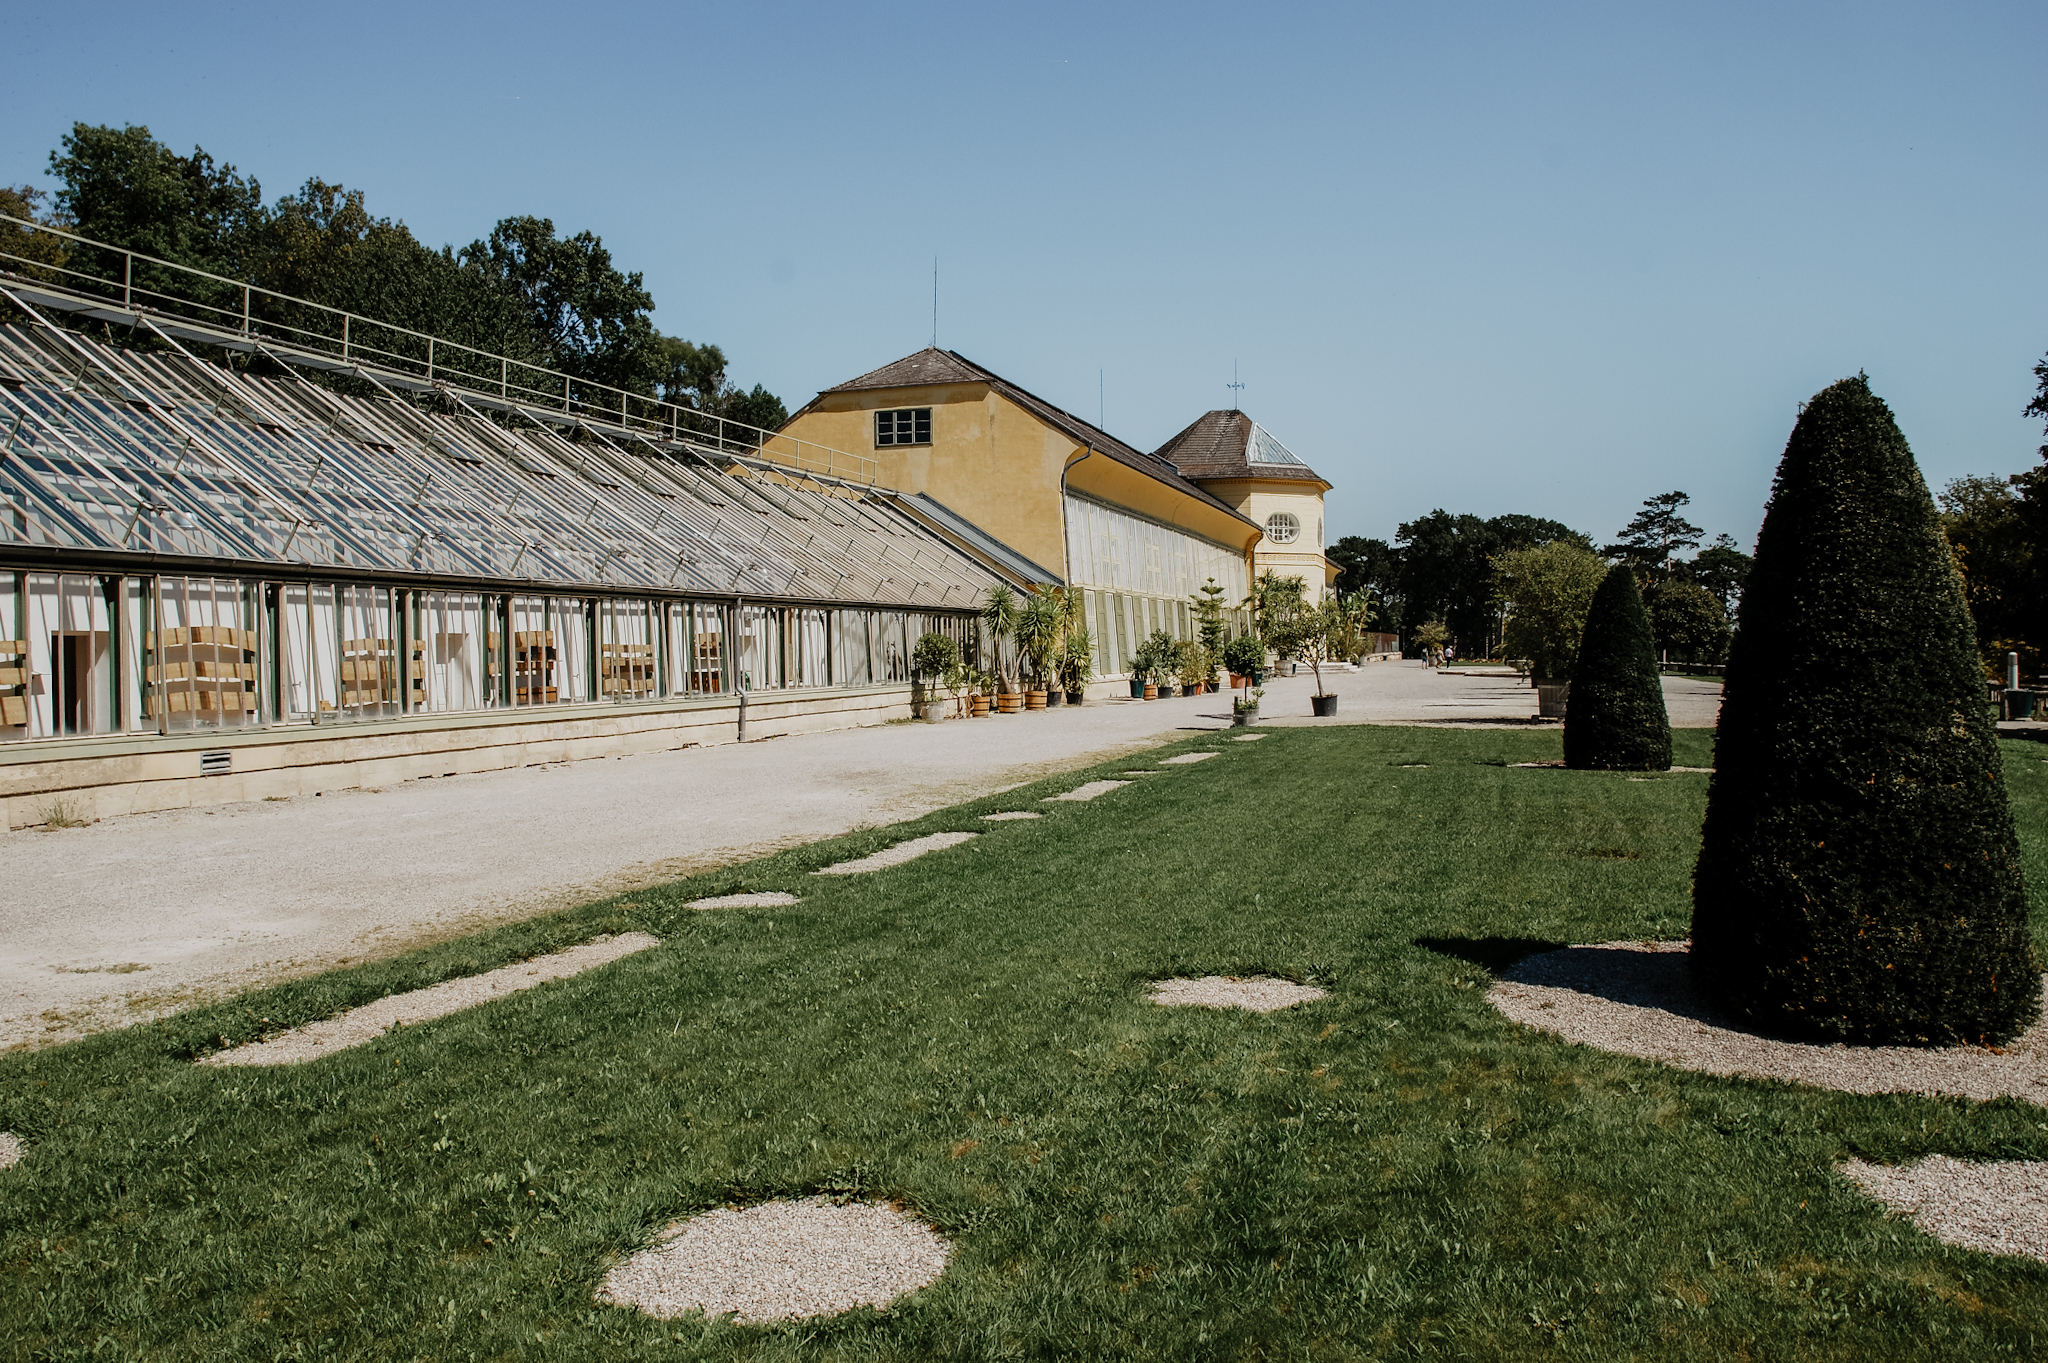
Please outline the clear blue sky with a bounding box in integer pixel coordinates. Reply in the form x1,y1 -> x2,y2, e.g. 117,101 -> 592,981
4,1 -> 2042,550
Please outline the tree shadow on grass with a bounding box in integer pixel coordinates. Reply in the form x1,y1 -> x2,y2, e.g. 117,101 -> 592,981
1414,935 -> 1568,975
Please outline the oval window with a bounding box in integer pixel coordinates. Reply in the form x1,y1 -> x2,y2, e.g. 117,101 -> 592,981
1264,512 -> 1300,544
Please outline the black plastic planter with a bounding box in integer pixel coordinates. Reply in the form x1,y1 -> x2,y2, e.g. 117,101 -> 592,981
1311,694 -> 1338,717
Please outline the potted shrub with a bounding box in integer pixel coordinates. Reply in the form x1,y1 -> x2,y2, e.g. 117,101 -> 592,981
1059,625 -> 1093,706
911,631 -> 959,721
1222,633 -> 1263,692
1176,639 -> 1207,695
1232,686 -> 1264,726
1495,540 -> 1605,716
969,669 -> 993,717
1137,630 -> 1177,697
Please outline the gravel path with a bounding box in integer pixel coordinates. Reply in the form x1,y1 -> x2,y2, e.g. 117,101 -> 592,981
199,932 -> 660,1066
1488,942 -> 2048,1105
0,1133 -> 20,1169
686,892 -> 800,910
1840,1156 -> 2048,1262
811,832 -> 977,876
598,1197 -> 952,1323
1044,780 -> 1130,802
1147,976 -> 1329,1013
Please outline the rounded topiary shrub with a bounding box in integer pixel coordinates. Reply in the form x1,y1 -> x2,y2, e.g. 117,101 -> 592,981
1563,565 -> 1671,771
1691,375 -> 2039,1046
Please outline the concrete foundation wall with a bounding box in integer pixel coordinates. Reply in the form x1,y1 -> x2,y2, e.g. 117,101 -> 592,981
0,684 -> 915,829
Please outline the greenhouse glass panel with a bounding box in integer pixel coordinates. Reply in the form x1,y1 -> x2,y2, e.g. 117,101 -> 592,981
599,598 -> 658,701
788,608 -> 829,688
553,599 -> 591,703
336,585 -> 399,720
416,591 -> 489,714
280,583 -> 339,720
736,605 -> 779,691
833,609 -> 871,686
152,576 -> 261,731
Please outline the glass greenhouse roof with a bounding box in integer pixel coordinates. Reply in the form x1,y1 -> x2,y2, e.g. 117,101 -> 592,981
0,319 -> 1005,609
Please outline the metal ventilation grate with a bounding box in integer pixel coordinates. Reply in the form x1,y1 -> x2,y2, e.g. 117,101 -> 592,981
199,750 -> 232,775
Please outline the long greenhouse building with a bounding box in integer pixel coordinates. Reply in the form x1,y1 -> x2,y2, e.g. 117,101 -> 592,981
0,234 -> 1033,825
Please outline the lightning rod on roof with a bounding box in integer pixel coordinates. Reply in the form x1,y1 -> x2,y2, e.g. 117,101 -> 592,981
1228,359 -> 1246,411
932,258 -> 938,350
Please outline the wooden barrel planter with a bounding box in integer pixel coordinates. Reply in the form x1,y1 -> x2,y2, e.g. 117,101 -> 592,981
1143,683 -> 1159,700
970,694 -> 992,717
1025,689 -> 1047,710
997,692 -> 1023,714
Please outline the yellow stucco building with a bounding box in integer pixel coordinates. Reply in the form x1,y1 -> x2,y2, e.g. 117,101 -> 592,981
780,348 -> 1337,679
1152,410 -> 1338,603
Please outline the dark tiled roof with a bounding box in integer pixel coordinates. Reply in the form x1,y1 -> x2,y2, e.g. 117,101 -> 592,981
1153,409 -> 1325,483
826,348 -> 986,392
812,349 -> 1254,532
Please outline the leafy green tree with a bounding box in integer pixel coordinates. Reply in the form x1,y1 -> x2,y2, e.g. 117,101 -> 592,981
1245,570 -> 1308,650
1692,375 -> 2038,1046
1564,566 -> 1671,770
1606,491 -> 1704,581
1493,539 -> 1608,678
459,216 -> 659,392
1644,579 -> 1731,664
1394,511 -> 1588,656
1937,475 -> 2034,679
49,122 -> 264,283
1685,533 -> 1753,616
723,384 -> 788,433
1327,535 -> 1399,601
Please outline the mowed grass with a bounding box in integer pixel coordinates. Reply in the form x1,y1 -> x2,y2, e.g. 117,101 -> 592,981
4,726 -> 2048,1361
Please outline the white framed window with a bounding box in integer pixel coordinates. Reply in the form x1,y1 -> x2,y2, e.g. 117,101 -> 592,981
1265,512 -> 1301,544
874,408 -> 932,446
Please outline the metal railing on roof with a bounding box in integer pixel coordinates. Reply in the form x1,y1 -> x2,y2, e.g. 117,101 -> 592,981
0,212 -> 876,486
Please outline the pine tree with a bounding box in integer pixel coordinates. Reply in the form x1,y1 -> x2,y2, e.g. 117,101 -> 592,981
1563,565 -> 1671,770
1691,376 -> 2039,1045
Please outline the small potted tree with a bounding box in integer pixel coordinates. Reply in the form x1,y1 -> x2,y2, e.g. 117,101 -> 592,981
969,668 -> 994,717
1059,625 -> 1093,705
1269,599 -> 1342,716
911,631 -> 959,721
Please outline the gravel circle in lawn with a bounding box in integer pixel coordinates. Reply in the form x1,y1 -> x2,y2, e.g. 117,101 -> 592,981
1489,941 -> 2048,1105
0,1133 -> 21,1169
1147,976 -> 1329,1012
1043,780 -> 1130,802
980,811 -> 1041,821
1840,1156 -> 2048,1262
687,892 -> 800,910
1159,751 -> 1220,764
200,932 -> 661,1067
598,1196 -> 952,1323
812,832 -> 977,876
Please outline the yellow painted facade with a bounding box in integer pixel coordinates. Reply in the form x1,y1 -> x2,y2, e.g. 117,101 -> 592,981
1197,477 -> 1337,602
779,383 -> 1261,587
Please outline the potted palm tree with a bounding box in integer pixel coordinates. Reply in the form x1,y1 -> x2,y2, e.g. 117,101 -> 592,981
1016,588 -> 1060,711
980,584 -> 1022,713
1139,630 -> 1177,697
1059,625 -> 1093,705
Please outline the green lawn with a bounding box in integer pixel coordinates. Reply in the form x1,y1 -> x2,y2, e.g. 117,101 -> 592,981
4,726 -> 2047,1361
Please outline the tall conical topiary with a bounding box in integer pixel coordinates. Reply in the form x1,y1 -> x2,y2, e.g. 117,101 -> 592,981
1691,375 -> 2039,1046
1563,565 -> 1671,771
